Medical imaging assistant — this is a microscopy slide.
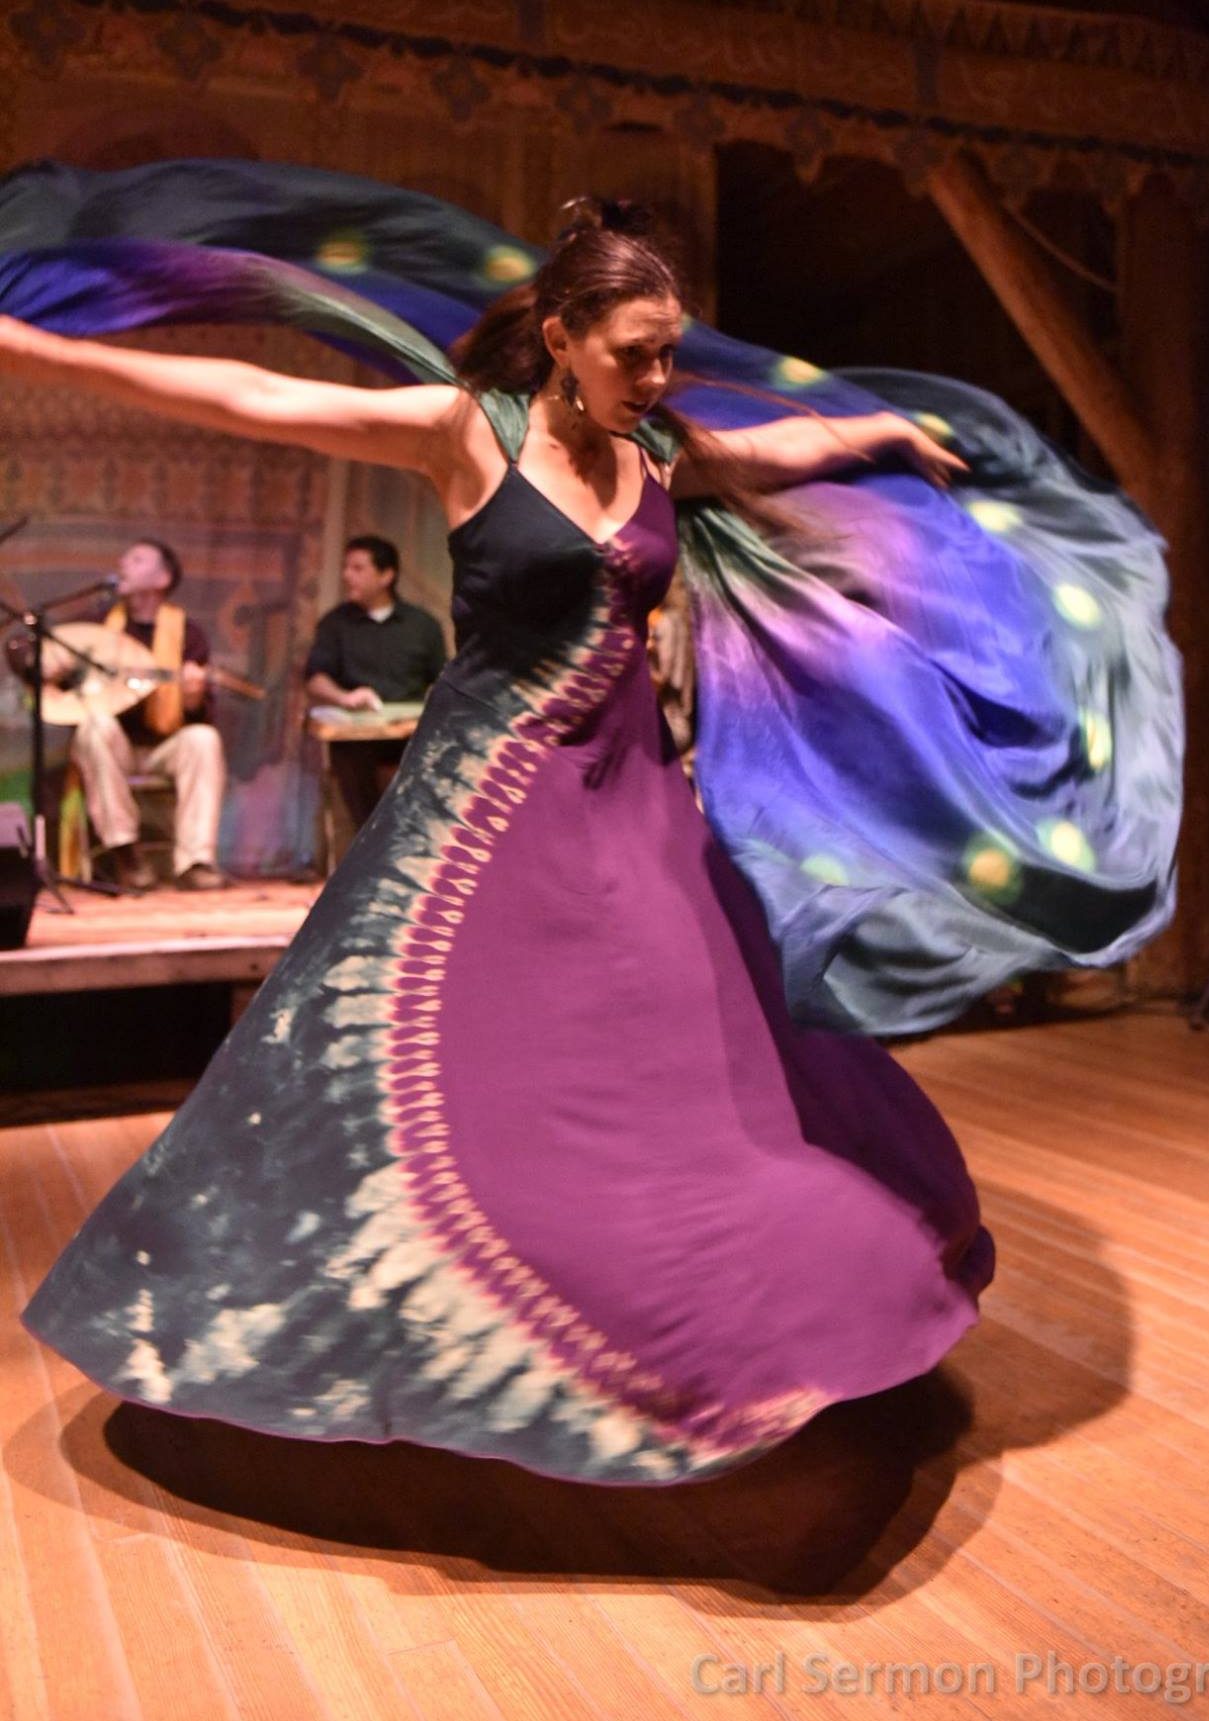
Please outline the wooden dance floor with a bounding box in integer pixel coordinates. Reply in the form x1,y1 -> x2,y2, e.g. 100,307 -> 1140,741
2,1010 -> 1206,1718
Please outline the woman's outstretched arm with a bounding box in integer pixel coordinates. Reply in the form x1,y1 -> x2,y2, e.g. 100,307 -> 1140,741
0,315 -> 464,479
669,409 -> 968,499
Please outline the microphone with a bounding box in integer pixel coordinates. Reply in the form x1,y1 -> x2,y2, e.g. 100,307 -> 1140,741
37,573 -> 123,613
69,574 -> 123,602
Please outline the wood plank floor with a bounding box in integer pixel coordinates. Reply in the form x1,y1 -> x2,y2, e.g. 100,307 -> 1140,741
15,878 -> 320,956
2,1010 -> 1207,1719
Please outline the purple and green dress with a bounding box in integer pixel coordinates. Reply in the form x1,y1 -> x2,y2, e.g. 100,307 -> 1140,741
21,391 -> 993,1482
4,161 -> 1180,1482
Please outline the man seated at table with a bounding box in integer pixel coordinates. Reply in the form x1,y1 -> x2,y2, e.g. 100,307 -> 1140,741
304,534 -> 447,828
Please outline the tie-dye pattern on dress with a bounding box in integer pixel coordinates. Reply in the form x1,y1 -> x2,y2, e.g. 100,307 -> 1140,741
23,393 -> 992,1483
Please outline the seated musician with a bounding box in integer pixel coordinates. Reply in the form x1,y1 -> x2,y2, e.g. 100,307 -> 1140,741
304,534 -> 447,829
74,538 -> 227,892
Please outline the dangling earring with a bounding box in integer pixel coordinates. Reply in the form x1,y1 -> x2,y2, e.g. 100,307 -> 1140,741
559,368 -> 585,415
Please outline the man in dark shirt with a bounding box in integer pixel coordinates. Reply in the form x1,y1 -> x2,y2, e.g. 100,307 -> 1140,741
305,534 -> 447,828
71,538 -> 227,891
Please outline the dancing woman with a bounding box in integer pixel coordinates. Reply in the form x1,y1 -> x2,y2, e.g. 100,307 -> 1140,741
0,192 -> 1157,1481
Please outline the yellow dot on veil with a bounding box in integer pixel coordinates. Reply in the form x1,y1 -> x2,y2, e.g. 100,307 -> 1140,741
963,835 -> 1020,900
965,499 -> 1021,534
801,853 -> 849,886
1053,584 -> 1103,629
1039,818 -> 1095,872
914,412 -> 955,442
1081,710 -> 1113,771
314,231 -> 370,274
482,246 -> 536,285
775,355 -> 822,388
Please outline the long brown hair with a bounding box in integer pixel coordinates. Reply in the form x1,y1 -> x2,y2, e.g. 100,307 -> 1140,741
451,198 -> 812,541
452,197 -> 679,395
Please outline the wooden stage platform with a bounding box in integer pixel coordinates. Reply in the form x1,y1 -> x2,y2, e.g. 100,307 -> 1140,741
0,878 -> 321,997
2,1010 -> 1207,1719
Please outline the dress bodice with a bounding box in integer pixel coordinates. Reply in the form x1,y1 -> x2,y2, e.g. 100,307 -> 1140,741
447,451 -> 678,654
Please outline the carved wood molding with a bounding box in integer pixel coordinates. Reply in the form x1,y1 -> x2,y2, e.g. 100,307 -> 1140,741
4,0 -> 1208,211
704,0 -> 1209,83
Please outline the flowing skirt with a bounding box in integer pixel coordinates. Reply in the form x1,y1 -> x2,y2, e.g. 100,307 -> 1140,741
24,648 -> 992,1484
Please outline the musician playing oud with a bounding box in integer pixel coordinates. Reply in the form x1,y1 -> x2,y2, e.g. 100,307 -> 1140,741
304,534 -> 447,831
73,537 -> 228,892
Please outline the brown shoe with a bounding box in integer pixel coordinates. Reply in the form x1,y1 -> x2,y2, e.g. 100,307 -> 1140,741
175,862 -> 229,891
109,843 -> 157,892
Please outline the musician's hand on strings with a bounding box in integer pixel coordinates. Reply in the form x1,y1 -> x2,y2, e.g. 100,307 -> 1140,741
342,686 -> 383,712
41,640 -> 77,684
181,660 -> 208,709
5,631 -> 32,677
4,632 -> 74,684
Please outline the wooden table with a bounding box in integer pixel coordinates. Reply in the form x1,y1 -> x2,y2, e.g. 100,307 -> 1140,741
306,702 -> 424,870
305,701 -> 424,745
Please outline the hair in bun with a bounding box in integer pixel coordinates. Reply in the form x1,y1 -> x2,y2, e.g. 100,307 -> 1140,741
555,196 -> 657,242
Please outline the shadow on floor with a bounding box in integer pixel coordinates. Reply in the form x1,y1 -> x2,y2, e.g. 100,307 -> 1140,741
6,1181 -> 1128,1609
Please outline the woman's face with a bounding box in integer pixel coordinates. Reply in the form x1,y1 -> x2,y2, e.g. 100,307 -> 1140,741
545,294 -> 682,433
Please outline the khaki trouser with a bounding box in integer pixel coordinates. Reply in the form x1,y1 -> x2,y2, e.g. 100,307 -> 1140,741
72,711 -> 225,876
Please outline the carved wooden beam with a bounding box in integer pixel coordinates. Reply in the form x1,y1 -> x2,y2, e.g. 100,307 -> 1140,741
1118,177 -> 1209,992
927,153 -> 1153,491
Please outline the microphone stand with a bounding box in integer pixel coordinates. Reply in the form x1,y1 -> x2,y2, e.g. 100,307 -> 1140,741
1,574 -> 126,909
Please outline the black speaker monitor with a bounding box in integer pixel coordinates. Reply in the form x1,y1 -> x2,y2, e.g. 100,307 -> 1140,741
0,802 -> 36,951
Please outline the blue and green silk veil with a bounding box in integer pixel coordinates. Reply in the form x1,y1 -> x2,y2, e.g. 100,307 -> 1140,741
0,159 -> 1182,1032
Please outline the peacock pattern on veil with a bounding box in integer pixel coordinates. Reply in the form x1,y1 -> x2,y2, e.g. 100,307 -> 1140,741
0,157 -> 1182,1034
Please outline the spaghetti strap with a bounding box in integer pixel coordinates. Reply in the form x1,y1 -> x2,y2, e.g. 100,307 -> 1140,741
470,386 -> 530,465
634,438 -> 671,491
632,415 -> 681,478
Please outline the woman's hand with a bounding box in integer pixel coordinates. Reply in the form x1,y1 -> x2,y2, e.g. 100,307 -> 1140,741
874,413 -> 969,488
672,407 -> 969,500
